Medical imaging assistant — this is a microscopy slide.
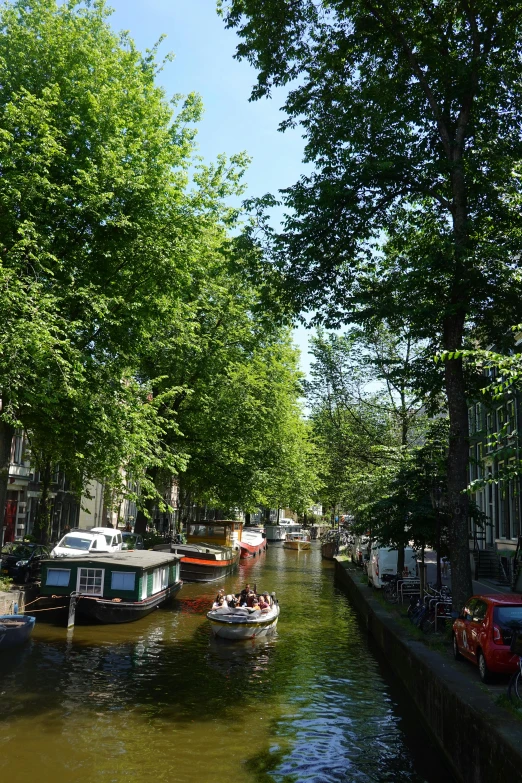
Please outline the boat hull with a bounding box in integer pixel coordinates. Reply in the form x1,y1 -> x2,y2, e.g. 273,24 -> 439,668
173,549 -> 240,582
239,535 -> 267,559
207,605 -> 280,640
321,542 -> 337,559
75,581 -> 183,624
283,540 -> 311,551
0,615 -> 35,649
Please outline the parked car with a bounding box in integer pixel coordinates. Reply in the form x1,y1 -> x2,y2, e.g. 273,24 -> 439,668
50,531 -> 112,558
452,594 -> 522,682
351,535 -> 369,567
1,543 -> 50,583
90,527 -> 123,552
121,532 -> 144,551
368,545 -> 417,588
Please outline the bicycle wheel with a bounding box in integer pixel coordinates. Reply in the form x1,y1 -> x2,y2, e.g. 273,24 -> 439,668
508,671 -> 522,703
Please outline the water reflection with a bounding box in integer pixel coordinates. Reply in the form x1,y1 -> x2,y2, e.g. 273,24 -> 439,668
0,544 -> 453,783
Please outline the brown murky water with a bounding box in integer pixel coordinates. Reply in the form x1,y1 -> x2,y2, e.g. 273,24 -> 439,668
0,544 -> 454,783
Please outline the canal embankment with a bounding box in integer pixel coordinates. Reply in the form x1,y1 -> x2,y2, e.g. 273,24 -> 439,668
334,556 -> 522,783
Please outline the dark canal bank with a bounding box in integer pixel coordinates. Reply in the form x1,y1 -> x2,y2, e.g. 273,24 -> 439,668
0,544 -> 454,783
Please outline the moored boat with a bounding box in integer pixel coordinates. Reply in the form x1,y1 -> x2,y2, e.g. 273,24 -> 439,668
264,519 -> 301,542
38,550 -> 182,624
283,531 -> 311,551
321,541 -> 337,560
171,521 -> 242,582
239,527 -> 267,559
207,597 -> 280,640
0,614 -> 35,649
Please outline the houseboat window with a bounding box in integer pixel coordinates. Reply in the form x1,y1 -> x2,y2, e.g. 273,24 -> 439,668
77,567 -> 104,596
111,572 -> 135,591
152,566 -> 169,594
46,568 -> 70,587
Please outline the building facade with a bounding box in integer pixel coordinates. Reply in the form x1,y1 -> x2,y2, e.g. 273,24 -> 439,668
468,372 -> 522,556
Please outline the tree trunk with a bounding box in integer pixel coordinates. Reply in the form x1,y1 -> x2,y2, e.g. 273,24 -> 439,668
0,419 -> 14,547
134,467 -> 158,535
444,318 -> 473,610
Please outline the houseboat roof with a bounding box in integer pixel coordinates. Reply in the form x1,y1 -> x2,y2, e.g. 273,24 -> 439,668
43,550 -> 180,570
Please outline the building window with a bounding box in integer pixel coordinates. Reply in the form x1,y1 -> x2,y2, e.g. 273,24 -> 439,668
475,403 -> 482,432
111,572 -> 135,591
468,406 -> 475,435
46,568 -> 70,587
486,413 -> 493,453
507,400 -> 516,439
77,567 -> 104,596
496,407 -> 505,437
11,431 -> 24,465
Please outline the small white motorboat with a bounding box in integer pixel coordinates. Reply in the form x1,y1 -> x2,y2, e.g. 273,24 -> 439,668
207,599 -> 280,640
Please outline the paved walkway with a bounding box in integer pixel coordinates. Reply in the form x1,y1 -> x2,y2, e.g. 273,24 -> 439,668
423,549 -> 509,597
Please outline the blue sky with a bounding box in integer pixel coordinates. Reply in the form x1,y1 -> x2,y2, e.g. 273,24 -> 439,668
106,0 -> 315,374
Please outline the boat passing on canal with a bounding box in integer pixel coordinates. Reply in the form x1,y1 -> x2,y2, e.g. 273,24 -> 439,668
0,614 -> 35,649
39,550 -> 182,624
283,531 -> 311,551
170,521 -> 241,582
239,527 -> 267,559
207,595 -> 280,640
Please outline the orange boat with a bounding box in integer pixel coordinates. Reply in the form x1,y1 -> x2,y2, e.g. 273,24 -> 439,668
171,521 -> 242,582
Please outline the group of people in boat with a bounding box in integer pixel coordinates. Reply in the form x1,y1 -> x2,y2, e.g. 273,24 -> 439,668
212,583 -> 273,612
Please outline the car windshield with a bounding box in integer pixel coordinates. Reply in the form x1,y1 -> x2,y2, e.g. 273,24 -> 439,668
494,606 -> 522,628
59,536 -> 92,551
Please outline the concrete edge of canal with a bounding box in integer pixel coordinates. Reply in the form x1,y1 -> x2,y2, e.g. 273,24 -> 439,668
334,557 -> 522,783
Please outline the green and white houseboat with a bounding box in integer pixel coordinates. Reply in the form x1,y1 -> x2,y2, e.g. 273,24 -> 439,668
39,550 -> 182,624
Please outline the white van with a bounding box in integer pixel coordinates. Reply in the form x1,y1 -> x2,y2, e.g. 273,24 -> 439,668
50,530 -> 111,558
90,527 -> 123,552
368,545 -> 417,588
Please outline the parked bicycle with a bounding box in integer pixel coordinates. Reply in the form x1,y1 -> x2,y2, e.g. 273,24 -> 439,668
407,584 -> 452,633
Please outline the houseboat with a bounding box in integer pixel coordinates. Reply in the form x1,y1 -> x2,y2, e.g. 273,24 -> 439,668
239,528 -> 267,559
264,519 -> 301,542
170,521 -> 242,582
39,550 -> 182,624
283,531 -> 311,551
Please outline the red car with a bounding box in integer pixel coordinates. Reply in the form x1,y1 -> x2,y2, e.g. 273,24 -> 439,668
452,594 -> 522,682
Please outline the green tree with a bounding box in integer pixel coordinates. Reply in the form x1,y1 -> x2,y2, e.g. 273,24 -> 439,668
0,0 -> 202,542
219,0 -> 522,607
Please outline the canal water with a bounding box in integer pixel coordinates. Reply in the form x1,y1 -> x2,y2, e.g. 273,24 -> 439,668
0,544 -> 454,783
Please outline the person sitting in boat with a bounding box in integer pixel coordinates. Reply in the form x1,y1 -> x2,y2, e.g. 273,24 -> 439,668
212,590 -> 225,609
259,594 -> 271,611
246,590 -> 257,608
228,593 -> 241,608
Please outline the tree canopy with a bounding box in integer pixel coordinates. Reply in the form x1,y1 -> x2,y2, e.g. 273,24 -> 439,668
0,0 -> 315,542
219,0 -> 522,606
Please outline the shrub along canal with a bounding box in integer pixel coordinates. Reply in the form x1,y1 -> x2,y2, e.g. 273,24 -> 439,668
0,543 -> 454,783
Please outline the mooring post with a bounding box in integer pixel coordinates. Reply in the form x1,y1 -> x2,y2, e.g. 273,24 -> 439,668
67,592 -> 79,629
